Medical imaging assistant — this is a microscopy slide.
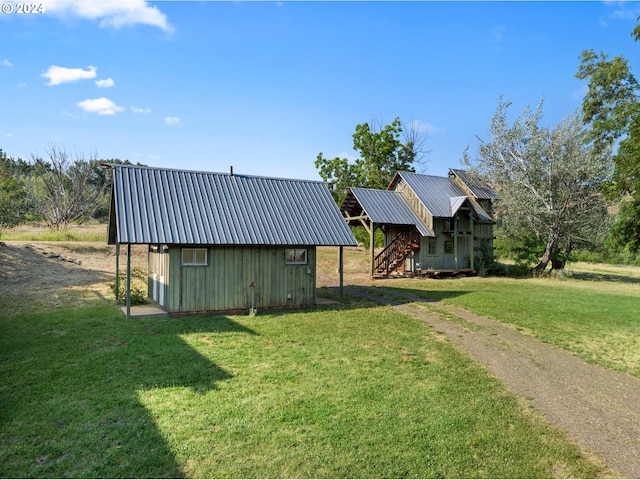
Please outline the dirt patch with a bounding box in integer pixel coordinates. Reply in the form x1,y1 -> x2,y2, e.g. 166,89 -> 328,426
0,241 -> 147,315
349,286 -> 640,478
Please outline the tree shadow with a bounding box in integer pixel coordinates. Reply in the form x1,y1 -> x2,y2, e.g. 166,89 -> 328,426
0,305 -> 255,478
316,284 -> 469,310
570,271 -> 640,284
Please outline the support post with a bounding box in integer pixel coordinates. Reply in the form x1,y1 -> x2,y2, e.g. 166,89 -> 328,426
469,210 -> 475,271
126,243 -> 131,318
369,222 -> 375,277
115,242 -> 120,303
339,246 -> 344,300
453,216 -> 459,270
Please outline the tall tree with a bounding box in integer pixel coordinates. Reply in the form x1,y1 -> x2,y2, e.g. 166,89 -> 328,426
315,117 -> 428,202
465,98 -> 611,272
26,146 -> 107,230
576,40 -> 640,252
0,149 -> 28,232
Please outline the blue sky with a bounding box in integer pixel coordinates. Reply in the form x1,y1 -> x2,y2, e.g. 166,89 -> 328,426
2,1 -> 639,180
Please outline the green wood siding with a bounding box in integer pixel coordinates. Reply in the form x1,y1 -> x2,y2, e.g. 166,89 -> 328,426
415,215 -> 494,271
159,245 -> 316,313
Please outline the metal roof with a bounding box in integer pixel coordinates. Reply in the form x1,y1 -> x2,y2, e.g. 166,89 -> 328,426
345,188 -> 434,237
394,171 -> 493,222
397,171 -> 469,218
108,164 -> 357,246
449,169 -> 500,200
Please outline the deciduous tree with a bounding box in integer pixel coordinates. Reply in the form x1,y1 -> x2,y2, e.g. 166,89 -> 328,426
315,117 -> 428,202
575,32 -> 640,252
465,98 -> 611,272
0,149 -> 28,234
26,146 -> 107,230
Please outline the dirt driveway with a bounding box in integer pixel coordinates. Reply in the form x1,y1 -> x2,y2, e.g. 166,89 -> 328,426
349,285 -> 640,478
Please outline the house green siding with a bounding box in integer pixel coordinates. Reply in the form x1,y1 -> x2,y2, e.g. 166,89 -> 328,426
148,245 -> 316,313
342,169 -> 497,276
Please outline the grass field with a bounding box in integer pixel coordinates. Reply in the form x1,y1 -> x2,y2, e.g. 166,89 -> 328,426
0,223 -> 108,242
0,295 -> 607,478
387,272 -> 640,379
3,233 -> 637,477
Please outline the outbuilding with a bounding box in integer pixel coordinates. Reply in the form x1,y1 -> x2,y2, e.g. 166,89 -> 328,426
340,169 -> 498,277
107,164 -> 357,316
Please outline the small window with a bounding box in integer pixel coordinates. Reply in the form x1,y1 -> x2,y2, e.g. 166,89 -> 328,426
182,248 -> 208,266
285,248 -> 307,265
427,237 -> 437,255
444,241 -> 454,254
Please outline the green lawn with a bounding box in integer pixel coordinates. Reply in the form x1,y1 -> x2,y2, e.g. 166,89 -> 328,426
388,274 -> 640,379
0,291 -> 608,478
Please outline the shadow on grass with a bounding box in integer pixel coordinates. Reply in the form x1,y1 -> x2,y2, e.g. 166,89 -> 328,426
317,284 -> 469,308
0,303 -> 255,478
570,271 -> 640,284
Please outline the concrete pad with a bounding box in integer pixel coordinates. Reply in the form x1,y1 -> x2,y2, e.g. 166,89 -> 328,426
120,303 -> 168,318
316,296 -> 340,305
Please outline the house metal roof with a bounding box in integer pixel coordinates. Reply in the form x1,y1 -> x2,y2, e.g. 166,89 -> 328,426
394,171 -> 494,222
449,169 -> 500,200
343,188 -> 434,237
107,164 -> 357,246
396,171 -> 469,218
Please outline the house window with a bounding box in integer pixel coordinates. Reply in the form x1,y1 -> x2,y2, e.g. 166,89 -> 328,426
444,240 -> 454,254
285,248 -> 307,265
182,248 -> 208,266
427,237 -> 437,255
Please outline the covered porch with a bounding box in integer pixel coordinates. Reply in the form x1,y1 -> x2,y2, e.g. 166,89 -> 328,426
341,187 -> 433,277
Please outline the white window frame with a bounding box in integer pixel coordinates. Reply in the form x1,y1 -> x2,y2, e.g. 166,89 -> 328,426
182,248 -> 208,266
285,248 -> 307,265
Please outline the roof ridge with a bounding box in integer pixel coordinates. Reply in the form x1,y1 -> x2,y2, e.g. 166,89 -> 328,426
105,162 -> 327,184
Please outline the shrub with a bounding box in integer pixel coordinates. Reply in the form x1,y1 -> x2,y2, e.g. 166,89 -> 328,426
109,266 -> 148,305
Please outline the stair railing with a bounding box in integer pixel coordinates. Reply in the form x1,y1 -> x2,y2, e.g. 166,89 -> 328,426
374,231 -> 407,275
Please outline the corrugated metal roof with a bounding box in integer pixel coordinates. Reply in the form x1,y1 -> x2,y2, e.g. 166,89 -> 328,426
449,196 -> 467,216
347,188 -> 434,237
396,171 -> 493,221
397,171 -> 468,218
449,169 -> 500,200
108,165 -> 357,246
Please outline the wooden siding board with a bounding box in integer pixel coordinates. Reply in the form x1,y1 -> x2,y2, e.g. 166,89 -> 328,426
163,245 -> 316,313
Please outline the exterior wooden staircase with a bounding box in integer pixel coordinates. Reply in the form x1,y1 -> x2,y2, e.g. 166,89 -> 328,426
373,231 -> 420,277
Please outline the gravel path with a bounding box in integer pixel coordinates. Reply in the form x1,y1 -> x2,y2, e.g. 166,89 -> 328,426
348,286 -> 640,478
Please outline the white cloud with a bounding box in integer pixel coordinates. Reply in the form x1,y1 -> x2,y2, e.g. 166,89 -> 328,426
409,120 -> 441,134
164,116 -> 180,125
95,78 -> 115,88
77,97 -> 124,115
45,0 -> 173,33
2,59 -> 13,67
131,106 -> 151,114
42,65 -> 97,85
337,151 -> 358,162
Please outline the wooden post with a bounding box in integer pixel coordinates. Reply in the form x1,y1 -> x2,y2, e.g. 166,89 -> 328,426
115,242 -> 120,303
126,243 -> 131,318
453,215 -> 459,270
469,210 -> 475,271
369,221 -> 375,277
339,246 -> 344,300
